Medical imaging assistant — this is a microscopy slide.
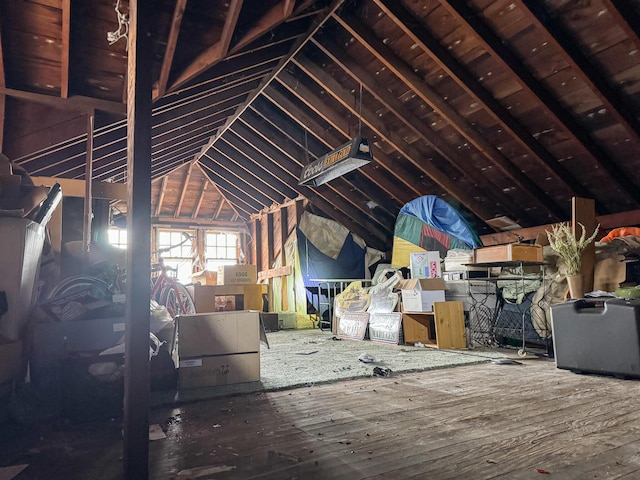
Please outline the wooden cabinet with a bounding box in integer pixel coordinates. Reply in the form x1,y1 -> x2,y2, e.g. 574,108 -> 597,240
402,301 -> 466,349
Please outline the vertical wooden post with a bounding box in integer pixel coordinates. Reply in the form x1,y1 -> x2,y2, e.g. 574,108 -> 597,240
83,111 -> 94,256
123,0 -> 152,478
572,197 -> 596,293
280,206 -> 288,311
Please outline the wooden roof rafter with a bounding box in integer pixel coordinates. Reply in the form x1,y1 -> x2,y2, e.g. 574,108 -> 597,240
192,177 -> 208,220
260,85 -> 410,209
169,0 -> 245,91
193,160 -> 242,220
519,0 -> 640,144
307,37 -> 531,225
175,160 -> 194,216
230,102 -> 393,245
225,107 -> 398,229
154,0 -> 188,99
194,0 -> 347,164
228,0 -> 297,55
606,0 -> 640,42
442,0 -> 640,207
372,0 -> 594,205
334,12 -> 567,221
287,55 -> 500,225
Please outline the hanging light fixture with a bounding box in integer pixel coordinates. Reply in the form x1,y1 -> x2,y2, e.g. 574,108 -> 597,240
298,83 -> 372,187
298,136 -> 373,186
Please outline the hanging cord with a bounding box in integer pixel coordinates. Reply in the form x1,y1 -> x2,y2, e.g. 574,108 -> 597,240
106,0 -> 130,49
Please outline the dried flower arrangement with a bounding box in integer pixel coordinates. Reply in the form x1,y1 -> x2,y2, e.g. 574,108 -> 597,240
546,222 -> 600,276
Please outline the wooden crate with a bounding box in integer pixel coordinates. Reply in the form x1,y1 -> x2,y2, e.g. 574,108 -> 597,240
473,243 -> 542,264
402,301 -> 466,349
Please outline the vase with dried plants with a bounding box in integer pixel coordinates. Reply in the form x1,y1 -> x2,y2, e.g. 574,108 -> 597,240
546,222 -> 600,299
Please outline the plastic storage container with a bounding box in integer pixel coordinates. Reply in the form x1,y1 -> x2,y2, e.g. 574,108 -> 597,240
550,298 -> 640,378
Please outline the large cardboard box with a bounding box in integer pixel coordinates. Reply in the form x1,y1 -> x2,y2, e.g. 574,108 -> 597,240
0,217 -> 46,340
217,265 -> 258,285
177,310 -> 260,357
178,352 -> 260,389
400,278 -> 446,313
473,243 -> 542,264
410,251 -> 441,279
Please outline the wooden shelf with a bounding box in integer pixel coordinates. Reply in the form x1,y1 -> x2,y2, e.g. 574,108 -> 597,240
402,301 -> 466,349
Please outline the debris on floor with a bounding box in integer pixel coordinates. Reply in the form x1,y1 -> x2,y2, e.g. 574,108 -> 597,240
373,367 -> 392,377
358,353 -> 377,363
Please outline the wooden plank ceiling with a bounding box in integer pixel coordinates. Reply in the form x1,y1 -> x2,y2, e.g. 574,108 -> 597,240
1,0 -> 640,251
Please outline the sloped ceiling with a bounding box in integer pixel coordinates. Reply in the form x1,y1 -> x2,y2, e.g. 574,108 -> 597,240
2,0 -> 640,251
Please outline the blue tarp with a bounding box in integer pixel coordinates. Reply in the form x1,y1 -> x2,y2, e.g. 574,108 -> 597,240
398,196 -> 482,249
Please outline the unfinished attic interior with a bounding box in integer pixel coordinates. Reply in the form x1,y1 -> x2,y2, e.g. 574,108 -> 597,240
1,0 -> 640,478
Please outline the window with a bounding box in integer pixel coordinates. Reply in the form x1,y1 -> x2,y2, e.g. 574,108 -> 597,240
204,232 -> 238,271
156,230 -> 195,284
108,228 -> 127,249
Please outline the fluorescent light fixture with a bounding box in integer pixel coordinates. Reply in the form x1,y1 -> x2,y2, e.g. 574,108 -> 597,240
298,136 -> 373,187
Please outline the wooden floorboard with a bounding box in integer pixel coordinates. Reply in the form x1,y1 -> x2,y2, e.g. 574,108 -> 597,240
2,358 -> 640,479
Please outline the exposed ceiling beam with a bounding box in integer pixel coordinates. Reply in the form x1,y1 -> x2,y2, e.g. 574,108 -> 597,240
175,161 -> 194,216
260,87 -> 409,208
213,196 -> 225,220
154,0 -> 187,99
308,38 -> 532,225
228,0 -> 296,55
265,80 -> 426,205
194,0 -> 346,164
519,0 -> 640,143
233,105 -> 393,245
196,162 -> 242,219
199,158 -> 265,214
192,178 -> 207,219
155,176 -> 168,217
480,208 -> 640,246
228,115 -> 393,228
288,58 -> 500,225
335,12 -> 566,221
0,86 -> 126,114
443,0 -> 640,207
244,99 -> 399,229
372,0 -> 594,206
61,0 -> 71,98
606,0 -> 640,41
153,216 -> 247,229
169,0 -> 244,91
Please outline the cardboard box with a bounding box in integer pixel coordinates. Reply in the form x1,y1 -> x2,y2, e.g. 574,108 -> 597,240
177,310 -> 260,358
217,265 -> 258,285
0,217 -> 46,340
410,251 -> 441,279
178,352 -> 260,389
191,269 -> 217,285
473,243 -> 542,264
187,284 -> 265,313
0,340 -> 23,385
400,278 -> 446,313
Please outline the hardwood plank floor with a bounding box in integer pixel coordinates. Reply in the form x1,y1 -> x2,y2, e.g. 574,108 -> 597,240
1,358 -> 639,479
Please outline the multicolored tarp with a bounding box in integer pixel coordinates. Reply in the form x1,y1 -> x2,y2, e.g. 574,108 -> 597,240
392,196 -> 482,266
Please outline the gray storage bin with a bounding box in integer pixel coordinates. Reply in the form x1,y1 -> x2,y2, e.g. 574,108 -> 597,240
551,298 -> 640,378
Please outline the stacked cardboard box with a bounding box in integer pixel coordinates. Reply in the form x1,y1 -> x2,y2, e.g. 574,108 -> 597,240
177,310 -> 260,389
